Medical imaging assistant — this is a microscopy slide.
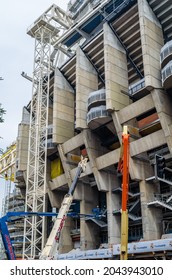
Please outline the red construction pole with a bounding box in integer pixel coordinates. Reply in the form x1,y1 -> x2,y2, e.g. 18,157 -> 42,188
120,126 -> 130,260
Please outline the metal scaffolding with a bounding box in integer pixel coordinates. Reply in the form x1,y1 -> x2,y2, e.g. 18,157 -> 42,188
0,143 -> 16,217
23,4 -> 72,259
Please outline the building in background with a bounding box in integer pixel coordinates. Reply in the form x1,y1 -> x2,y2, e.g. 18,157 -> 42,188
0,144 -> 25,259
0,188 -> 25,259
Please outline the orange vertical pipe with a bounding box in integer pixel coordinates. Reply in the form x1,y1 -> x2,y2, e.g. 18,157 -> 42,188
121,133 -> 129,211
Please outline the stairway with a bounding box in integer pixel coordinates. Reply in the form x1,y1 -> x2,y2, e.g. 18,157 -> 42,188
128,213 -> 142,221
113,209 -> 141,221
147,199 -> 172,211
129,199 -> 140,213
85,217 -> 107,228
112,187 -> 140,198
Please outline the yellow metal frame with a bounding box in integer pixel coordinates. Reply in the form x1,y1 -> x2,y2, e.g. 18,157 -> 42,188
0,143 -> 16,180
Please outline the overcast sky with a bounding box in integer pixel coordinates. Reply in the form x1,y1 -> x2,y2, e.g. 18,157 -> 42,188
0,0 -> 69,213
0,0 -> 69,150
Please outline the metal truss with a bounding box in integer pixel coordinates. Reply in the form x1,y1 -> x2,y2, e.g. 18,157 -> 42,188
1,175 -> 12,216
27,4 -> 73,67
0,144 -> 16,175
23,5 -> 72,259
23,27 -> 52,259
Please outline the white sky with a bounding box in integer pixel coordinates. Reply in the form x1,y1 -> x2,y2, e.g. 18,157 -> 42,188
0,0 -> 69,213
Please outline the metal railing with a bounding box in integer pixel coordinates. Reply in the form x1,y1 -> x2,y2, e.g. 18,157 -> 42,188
129,78 -> 145,95
153,193 -> 171,203
10,231 -> 24,238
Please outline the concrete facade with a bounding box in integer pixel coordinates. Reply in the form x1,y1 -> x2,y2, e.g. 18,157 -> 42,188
76,47 -> 98,129
53,68 -> 75,143
104,23 -> 130,111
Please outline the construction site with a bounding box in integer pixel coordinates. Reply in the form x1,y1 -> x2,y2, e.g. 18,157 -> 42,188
1,0 -> 172,260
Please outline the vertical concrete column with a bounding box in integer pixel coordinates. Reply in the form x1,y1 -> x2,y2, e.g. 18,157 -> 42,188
16,107 -> 30,184
151,89 -> 172,154
112,112 -> 153,180
59,217 -> 74,254
80,182 -> 99,250
83,128 -> 121,244
58,144 -> 72,187
83,129 -> 110,191
16,123 -> 29,172
47,188 -> 65,209
140,180 -> 163,240
48,105 -> 53,125
76,47 -> 98,129
104,22 -> 129,111
46,188 -> 74,254
138,0 -> 164,89
53,68 -> 74,144
106,176 -> 121,245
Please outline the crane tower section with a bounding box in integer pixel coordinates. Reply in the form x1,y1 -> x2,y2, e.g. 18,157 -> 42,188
23,5 -> 72,259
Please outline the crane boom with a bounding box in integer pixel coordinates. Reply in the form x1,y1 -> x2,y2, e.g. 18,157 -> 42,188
40,156 -> 88,260
0,212 -> 58,260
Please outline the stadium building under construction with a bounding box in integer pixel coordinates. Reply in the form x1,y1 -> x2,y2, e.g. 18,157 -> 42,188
1,0 -> 172,260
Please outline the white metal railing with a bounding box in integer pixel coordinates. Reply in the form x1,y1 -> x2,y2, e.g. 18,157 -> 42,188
87,105 -> 110,124
129,78 -> 145,95
161,61 -> 172,84
160,40 -> 172,64
153,193 -> 171,203
10,231 -> 24,238
8,200 -> 24,207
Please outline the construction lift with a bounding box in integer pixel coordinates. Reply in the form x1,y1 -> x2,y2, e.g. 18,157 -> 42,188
0,156 -> 87,260
117,126 -> 130,260
40,156 -> 88,260
0,211 -> 57,260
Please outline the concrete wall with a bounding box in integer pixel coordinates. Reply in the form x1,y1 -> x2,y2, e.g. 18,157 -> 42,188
53,68 -> 75,144
140,180 -> 163,240
106,176 -> 121,245
104,23 -> 129,111
138,0 -> 164,89
80,183 -> 100,250
59,218 -> 74,254
75,47 -> 98,129
151,89 -> 172,154
16,107 -> 30,174
16,123 -> 29,172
